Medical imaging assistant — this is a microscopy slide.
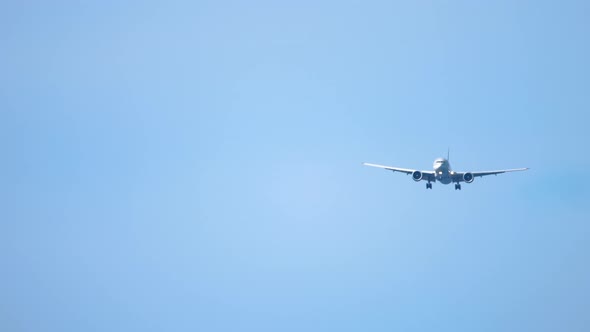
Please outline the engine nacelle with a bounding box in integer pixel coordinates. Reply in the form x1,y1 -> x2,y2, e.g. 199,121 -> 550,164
463,172 -> 474,183
412,170 -> 423,181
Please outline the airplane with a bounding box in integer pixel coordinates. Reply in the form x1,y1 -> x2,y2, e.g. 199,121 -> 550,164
363,151 -> 528,190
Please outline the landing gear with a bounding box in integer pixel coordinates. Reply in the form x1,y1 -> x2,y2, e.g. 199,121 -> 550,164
455,183 -> 461,190
426,183 -> 432,189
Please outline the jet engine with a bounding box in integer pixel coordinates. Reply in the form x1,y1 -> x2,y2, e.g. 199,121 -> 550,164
463,172 -> 474,183
412,170 -> 423,181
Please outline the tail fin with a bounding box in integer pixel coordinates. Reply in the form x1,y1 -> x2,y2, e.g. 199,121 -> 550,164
447,148 -> 450,161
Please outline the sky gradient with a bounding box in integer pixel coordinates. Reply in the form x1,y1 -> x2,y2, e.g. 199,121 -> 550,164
3,1 -> 590,331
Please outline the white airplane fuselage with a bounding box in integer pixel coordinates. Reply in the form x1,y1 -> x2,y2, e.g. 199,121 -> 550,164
433,158 -> 453,184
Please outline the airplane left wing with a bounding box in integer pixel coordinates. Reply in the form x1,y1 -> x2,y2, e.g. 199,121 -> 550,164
362,163 -> 415,174
363,163 -> 436,182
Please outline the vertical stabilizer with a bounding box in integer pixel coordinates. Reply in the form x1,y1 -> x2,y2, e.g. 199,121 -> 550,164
447,148 -> 450,161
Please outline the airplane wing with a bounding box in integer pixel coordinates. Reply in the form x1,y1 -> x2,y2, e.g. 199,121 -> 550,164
363,163 -> 436,182
452,168 -> 529,182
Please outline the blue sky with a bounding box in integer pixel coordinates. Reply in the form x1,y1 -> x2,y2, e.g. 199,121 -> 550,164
2,1 -> 590,331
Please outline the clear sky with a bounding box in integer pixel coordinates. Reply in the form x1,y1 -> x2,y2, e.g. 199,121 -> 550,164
2,1 -> 590,331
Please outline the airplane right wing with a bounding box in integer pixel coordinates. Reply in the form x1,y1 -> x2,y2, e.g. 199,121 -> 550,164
363,163 -> 436,182
451,168 -> 529,182
471,168 -> 529,177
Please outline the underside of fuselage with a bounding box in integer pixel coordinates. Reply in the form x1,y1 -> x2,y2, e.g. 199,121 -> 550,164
437,173 -> 452,184
433,158 -> 452,184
